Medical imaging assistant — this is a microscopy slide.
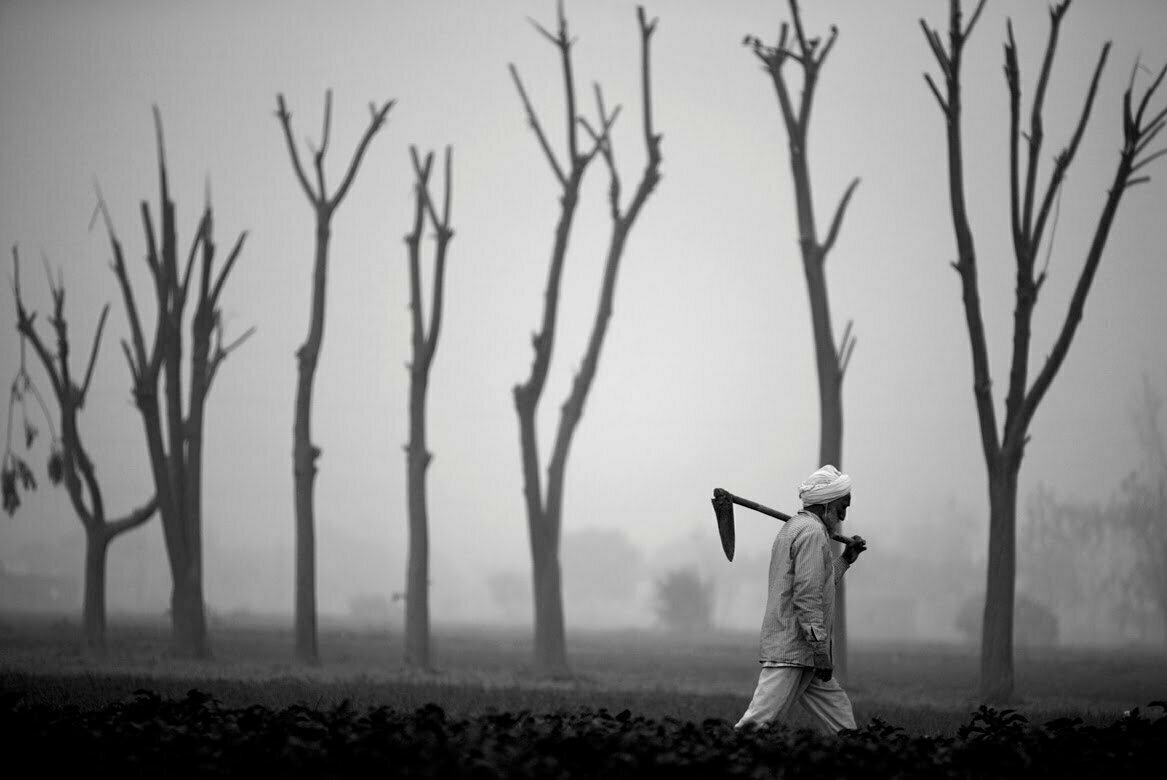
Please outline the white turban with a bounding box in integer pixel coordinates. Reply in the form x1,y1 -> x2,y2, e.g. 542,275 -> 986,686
798,464 -> 852,506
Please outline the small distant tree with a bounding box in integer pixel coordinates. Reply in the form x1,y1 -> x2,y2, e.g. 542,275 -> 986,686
95,108 -> 253,658
956,592 -> 1059,647
402,145 -> 454,670
275,90 -> 394,665
1028,378 -> 1167,644
510,1 -> 663,676
1116,379 -> 1167,641
5,249 -> 157,652
920,0 -> 1166,702
653,567 -> 715,633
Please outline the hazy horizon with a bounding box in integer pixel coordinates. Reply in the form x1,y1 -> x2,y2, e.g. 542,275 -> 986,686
2,0 -> 1165,648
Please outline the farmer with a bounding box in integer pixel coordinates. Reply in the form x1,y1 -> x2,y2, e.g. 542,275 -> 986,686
734,464 -> 867,734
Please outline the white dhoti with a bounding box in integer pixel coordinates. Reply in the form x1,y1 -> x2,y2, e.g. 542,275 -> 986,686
735,666 -> 857,734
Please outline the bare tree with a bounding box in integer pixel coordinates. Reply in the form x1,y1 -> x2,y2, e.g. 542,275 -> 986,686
920,0 -> 1166,701
510,2 -> 662,675
95,108 -> 253,658
5,249 -> 158,652
743,0 -> 860,681
276,90 -> 394,665
402,145 -> 453,670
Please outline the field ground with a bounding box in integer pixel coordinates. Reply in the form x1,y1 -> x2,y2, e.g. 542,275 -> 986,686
2,612 -> 1164,736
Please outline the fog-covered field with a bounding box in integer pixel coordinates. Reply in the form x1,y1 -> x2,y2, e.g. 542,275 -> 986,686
3,612 -> 1162,736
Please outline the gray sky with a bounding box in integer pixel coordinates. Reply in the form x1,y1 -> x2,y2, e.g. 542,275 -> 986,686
2,0 -> 1165,628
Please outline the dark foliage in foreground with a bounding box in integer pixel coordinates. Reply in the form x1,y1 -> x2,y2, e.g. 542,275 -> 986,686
2,689 -> 1164,778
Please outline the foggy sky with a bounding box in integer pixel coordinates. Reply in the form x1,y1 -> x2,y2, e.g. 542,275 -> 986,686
1,0 -> 1165,634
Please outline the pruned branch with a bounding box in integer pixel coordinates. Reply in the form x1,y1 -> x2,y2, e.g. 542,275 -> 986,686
315,89 -> 333,198
1031,43 -> 1110,255
210,230 -> 248,306
275,94 -> 316,203
275,91 -> 394,212
107,494 -> 159,537
206,324 -> 256,391
79,304 -> 110,402
509,64 -> 568,187
330,99 -> 395,209
822,178 -> 860,257
836,318 -> 856,378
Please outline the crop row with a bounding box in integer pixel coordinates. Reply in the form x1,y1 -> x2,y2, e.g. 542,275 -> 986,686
3,689 -> 1165,777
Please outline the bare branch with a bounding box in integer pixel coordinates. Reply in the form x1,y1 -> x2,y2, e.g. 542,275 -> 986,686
442,145 -> 453,228
79,304 -> 110,402
638,6 -> 660,161
425,149 -> 453,359
818,25 -> 840,67
1134,118 -> 1166,158
920,22 -> 952,81
1131,146 -> 1167,174
219,325 -> 256,357
963,0 -> 989,40
1021,6 -> 1070,242
821,178 -> 860,257
275,94 -> 318,203
1134,61 -> 1167,128
106,495 -> 158,537
924,73 -> 949,115
210,231 -> 248,306
526,16 -> 559,47
788,0 -> 810,57
206,325 -> 256,391
409,146 -> 441,230
1031,43 -> 1110,253
94,193 -> 148,374
329,99 -> 395,209
314,89 -> 333,198
509,64 -> 567,187
180,209 -> 208,309
406,146 -> 431,354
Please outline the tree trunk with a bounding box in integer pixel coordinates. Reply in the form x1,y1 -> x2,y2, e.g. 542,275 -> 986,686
980,454 -> 1020,703
170,556 -> 209,658
293,220 -> 330,666
803,251 -> 848,682
82,526 -> 109,654
530,515 -> 568,676
405,378 -> 431,668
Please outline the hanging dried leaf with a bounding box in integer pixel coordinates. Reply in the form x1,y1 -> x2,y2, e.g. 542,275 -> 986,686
15,457 -> 36,492
47,443 -> 64,487
1,467 -> 18,516
24,418 -> 38,449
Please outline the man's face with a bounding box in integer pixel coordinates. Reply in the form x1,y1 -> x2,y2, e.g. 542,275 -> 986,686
826,494 -> 851,527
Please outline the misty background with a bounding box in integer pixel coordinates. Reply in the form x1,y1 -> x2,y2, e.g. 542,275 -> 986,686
1,0 -> 1164,646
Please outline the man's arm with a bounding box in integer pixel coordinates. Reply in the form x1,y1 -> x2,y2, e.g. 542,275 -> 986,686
832,535 -> 867,585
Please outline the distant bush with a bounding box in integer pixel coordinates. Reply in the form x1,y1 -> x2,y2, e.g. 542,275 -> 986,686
956,593 -> 1059,646
653,567 -> 714,632
347,593 -> 392,624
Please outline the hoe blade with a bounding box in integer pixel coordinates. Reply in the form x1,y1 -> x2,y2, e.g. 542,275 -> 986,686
712,487 -> 735,562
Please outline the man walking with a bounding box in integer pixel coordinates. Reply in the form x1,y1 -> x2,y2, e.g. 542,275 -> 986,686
735,464 -> 866,734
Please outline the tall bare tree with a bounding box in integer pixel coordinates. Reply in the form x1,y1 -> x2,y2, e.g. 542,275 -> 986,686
276,90 -> 394,665
510,2 -> 662,674
920,0 -> 1165,701
402,145 -> 453,670
6,249 -> 157,652
95,108 -> 253,658
743,0 -> 860,681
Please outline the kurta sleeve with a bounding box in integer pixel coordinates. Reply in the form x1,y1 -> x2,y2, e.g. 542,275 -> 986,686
833,554 -> 851,587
